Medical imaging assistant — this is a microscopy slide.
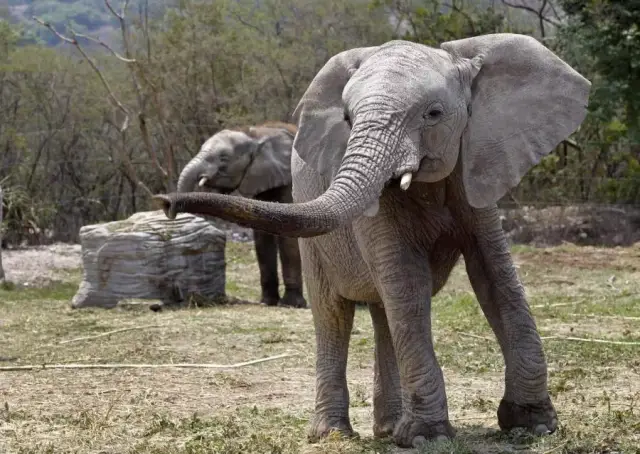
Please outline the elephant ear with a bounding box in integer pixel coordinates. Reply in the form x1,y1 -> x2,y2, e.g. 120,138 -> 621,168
292,46 -> 379,180
440,34 -> 591,208
236,131 -> 293,197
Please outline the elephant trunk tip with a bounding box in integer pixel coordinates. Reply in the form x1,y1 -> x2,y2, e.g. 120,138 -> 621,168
152,194 -> 178,220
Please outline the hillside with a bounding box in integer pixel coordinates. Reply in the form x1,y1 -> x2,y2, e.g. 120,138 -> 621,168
6,0 -> 552,48
5,0 -> 169,46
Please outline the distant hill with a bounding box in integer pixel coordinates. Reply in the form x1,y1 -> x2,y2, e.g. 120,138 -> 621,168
4,0 -> 551,49
5,0 -> 169,47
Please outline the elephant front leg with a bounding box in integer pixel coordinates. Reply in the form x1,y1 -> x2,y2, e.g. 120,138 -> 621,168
252,230 -> 280,306
301,242 -> 356,441
369,304 -> 402,438
383,280 -> 455,447
464,208 -> 557,435
361,244 -> 454,446
277,236 -> 307,308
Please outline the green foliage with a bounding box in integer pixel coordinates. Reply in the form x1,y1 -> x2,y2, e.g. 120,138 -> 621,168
1,0 -> 639,244
372,0 -> 532,46
550,0 -> 640,204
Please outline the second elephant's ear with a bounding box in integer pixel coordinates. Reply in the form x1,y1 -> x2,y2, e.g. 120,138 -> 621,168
441,34 -> 591,208
292,46 -> 379,180
237,133 -> 292,197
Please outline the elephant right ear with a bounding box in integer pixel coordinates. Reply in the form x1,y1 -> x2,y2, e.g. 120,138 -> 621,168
292,46 -> 379,180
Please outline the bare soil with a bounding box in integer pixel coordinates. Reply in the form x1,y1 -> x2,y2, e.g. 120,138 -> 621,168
0,240 -> 639,453
1,243 -> 82,286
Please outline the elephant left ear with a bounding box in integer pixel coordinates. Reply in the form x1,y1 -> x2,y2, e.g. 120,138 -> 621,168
237,133 -> 293,197
441,34 -> 591,208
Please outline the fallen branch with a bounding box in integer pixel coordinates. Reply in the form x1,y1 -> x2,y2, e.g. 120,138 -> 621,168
565,313 -> 640,321
0,353 -> 296,372
453,332 -> 494,342
529,298 -> 610,309
540,336 -> 640,346
58,324 -> 165,345
455,331 -> 640,346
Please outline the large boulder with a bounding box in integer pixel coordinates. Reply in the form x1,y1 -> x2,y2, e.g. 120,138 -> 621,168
71,210 -> 226,309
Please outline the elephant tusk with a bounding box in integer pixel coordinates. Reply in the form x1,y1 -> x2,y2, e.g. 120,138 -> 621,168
400,173 -> 412,191
198,177 -> 208,188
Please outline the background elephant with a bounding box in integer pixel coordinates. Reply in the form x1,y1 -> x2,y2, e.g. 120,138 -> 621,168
176,122 -> 306,308
156,34 -> 591,447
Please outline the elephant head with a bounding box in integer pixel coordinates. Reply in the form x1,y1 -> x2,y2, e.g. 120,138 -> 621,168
155,34 -> 590,236
177,123 -> 295,198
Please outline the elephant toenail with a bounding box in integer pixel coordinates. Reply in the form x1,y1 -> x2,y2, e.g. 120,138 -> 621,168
533,424 -> 551,435
435,434 -> 450,442
412,436 -> 427,448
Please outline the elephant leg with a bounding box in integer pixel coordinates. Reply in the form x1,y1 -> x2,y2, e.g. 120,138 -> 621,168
463,208 -> 557,435
302,240 -> 356,441
355,219 -> 454,447
252,229 -> 280,306
276,236 -> 307,308
369,303 -> 402,438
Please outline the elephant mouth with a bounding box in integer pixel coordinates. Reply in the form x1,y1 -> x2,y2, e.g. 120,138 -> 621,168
197,177 -> 236,195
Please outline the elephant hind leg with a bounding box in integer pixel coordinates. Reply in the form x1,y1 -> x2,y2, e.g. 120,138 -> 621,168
253,230 -> 280,306
369,303 -> 402,438
277,235 -> 307,308
301,240 -> 357,442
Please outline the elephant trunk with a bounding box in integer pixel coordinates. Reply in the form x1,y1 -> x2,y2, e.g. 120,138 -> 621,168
176,157 -> 204,193
154,114 -> 403,238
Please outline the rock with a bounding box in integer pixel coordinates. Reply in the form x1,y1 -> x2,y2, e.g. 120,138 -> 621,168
71,210 -> 226,309
0,185 -> 4,282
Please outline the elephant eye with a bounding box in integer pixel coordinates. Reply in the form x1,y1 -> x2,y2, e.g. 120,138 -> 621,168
344,111 -> 352,128
426,109 -> 442,119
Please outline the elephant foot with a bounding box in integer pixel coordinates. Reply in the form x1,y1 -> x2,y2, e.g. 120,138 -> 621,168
259,293 -> 280,306
497,398 -> 558,436
278,290 -> 307,308
392,414 -> 455,448
307,414 -> 356,442
373,416 -> 399,439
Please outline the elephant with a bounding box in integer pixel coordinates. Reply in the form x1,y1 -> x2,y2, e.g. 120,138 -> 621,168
176,122 -> 307,309
154,34 -> 591,448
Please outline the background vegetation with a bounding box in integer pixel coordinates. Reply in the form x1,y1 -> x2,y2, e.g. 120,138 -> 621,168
1,0 -> 639,244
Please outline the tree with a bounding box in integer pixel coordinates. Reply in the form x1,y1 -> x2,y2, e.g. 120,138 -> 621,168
554,0 -> 640,203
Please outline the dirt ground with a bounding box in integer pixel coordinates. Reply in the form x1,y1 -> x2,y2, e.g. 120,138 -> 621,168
0,241 -> 639,453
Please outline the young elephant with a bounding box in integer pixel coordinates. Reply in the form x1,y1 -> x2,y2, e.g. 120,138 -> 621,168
155,34 -> 590,447
176,122 -> 306,308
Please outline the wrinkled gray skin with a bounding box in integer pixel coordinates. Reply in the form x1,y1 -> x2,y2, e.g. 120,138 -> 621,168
155,34 -> 591,447
177,124 -> 306,308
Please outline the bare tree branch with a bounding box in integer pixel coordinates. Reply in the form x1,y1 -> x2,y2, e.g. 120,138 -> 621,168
71,32 -> 136,63
32,16 -> 153,197
104,0 -> 173,185
32,18 -> 129,128
501,0 -> 562,28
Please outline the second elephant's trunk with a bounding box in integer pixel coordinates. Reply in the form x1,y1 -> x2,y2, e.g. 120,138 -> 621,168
176,157 -> 203,193
155,116 -> 402,238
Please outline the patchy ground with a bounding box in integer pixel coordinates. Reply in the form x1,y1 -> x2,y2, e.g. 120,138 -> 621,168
0,241 -> 639,453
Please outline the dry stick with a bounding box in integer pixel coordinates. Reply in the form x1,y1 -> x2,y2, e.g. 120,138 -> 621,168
454,331 -> 640,346
58,324 -> 165,345
565,313 -> 640,321
453,332 -> 493,342
0,353 -> 296,372
540,336 -> 640,346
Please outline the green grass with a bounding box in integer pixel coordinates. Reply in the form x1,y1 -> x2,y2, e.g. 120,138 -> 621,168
0,242 -> 639,453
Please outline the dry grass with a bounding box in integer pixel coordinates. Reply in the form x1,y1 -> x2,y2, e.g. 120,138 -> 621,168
0,241 -> 639,453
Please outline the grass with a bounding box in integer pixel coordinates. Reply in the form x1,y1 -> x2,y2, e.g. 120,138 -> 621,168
0,242 -> 639,453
